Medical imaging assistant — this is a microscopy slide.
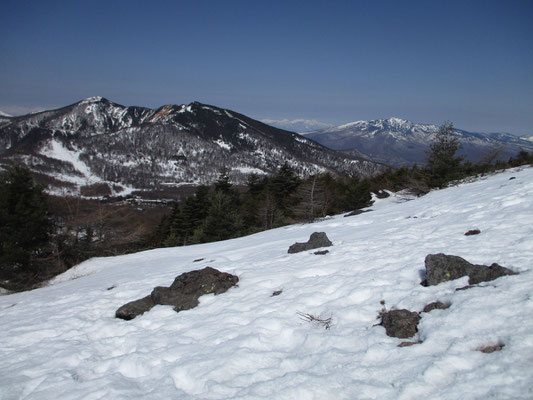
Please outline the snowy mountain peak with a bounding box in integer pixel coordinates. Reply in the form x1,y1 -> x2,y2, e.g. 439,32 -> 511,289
334,118 -> 413,132
387,117 -> 408,124
382,117 -> 411,128
306,117 -> 533,167
80,96 -> 105,104
0,98 -> 383,195
0,110 -> 11,117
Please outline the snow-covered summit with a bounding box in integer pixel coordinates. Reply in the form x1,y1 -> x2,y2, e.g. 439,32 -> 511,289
79,96 -> 105,104
306,118 -> 533,167
1,167 -> 532,399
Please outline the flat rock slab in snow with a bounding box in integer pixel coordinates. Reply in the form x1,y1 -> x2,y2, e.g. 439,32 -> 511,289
424,253 -> 517,286
116,267 -> 238,320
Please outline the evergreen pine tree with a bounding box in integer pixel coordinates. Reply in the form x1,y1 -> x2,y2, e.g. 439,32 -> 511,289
163,204 -> 185,247
241,174 -> 266,232
197,191 -> 241,243
271,162 -> 301,217
426,121 -> 464,188
0,163 -> 52,283
214,167 -> 233,194
345,175 -> 373,210
181,185 -> 210,245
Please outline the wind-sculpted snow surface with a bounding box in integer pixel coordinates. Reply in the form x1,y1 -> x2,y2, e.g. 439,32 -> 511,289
1,167 -> 533,399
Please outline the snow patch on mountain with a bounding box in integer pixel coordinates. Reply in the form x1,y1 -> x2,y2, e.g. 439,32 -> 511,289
214,139 -> 233,150
80,96 -> 104,104
40,139 -> 96,183
234,166 -> 267,175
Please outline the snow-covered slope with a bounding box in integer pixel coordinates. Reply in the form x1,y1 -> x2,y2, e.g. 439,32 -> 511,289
1,167 -> 532,399
305,118 -> 533,167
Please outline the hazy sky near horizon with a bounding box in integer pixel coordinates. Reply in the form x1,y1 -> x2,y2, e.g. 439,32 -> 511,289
1,0 -> 532,135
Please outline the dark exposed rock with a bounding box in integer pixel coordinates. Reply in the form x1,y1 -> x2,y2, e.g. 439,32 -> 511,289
375,190 -> 390,199
398,340 -> 423,347
478,343 -> 505,353
423,301 -> 449,313
288,232 -> 333,254
314,250 -> 329,255
115,295 -> 155,321
344,209 -> 373,217
424,253 -> 516,286
116,267 -> 239,320
464,229 -> 481,236
271,290 -> 283,297
167,266 -> 238,295
381,309 -> 421,338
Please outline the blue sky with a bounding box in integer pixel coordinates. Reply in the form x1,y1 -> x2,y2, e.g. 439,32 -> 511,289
1,0 -> 532,135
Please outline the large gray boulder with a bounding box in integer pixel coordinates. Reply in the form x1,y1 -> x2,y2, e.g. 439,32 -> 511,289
424,253 -> 516,286
288,232 -> 333,254
116,267 -> 239,320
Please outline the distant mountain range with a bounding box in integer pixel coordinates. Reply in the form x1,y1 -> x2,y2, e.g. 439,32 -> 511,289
304,118 -> 533,167
0,97 -> 382,197
0,110 -> 11,117
260,118 -> 332,133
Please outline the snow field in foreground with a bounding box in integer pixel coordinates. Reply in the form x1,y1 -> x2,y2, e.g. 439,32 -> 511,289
1,167 -> 533,399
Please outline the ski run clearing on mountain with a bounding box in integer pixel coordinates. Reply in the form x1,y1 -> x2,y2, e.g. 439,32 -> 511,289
1,167 -> 533,399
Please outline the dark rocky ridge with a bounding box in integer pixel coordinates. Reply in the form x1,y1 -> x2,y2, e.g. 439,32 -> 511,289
0,97 -> 385,195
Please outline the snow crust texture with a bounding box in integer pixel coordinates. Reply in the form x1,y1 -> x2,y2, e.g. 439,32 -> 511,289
1,167 -> 533,399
